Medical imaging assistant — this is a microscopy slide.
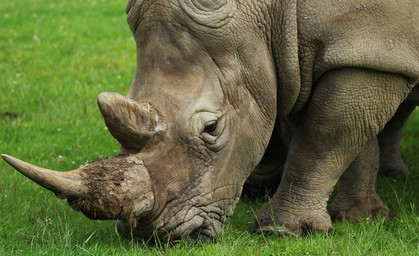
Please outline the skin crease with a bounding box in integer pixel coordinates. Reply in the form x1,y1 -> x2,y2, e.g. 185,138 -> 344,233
3,0 -> 418,241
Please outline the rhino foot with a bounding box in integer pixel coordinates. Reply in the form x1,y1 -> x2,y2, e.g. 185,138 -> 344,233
378,159 -> 410,177
377,101 -> 416,177
251,206 -> 333,237
327,195 -> 391,222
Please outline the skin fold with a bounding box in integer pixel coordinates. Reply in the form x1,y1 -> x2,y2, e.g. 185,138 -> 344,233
3,0 -> 418,240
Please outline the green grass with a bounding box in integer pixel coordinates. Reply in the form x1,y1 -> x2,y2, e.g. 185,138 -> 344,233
1,1 -> 418,255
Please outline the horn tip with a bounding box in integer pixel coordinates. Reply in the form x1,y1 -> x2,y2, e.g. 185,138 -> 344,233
97,92 -> 116,112
1,154 -> 24,170
97,92 -> 106,100
97,92 -> 117,104
1,154 -> 13,163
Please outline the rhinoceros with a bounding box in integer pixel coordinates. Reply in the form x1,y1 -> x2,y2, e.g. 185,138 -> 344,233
2,0 -> 419,240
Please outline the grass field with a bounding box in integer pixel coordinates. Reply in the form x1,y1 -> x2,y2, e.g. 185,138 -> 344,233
1,1 -> 418,255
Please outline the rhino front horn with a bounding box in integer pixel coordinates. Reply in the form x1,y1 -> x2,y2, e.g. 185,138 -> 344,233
97,92 -> 166,149
1,154 -> 87,199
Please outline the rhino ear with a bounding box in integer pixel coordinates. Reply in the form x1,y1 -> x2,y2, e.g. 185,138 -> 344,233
97,92 -> 166,150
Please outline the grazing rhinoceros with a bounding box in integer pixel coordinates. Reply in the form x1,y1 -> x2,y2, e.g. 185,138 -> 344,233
2,0 -> 419,240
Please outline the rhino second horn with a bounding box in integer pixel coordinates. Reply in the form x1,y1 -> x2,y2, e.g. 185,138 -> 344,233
1,154 -> 88,199
97,92 -> 166,149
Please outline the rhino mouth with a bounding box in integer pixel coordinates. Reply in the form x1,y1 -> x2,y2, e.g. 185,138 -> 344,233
118,207 -> 226,242
120,212 -> 223,242
158,184 -> 241,241
117,184 -> 241,241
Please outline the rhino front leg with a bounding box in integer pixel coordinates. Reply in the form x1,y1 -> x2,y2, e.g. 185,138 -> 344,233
377,101 -> 416,176
252,68 -> 412,236
327,137 -> 391,221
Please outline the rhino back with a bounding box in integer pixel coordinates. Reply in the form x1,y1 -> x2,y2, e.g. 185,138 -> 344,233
297,0 -> 419,90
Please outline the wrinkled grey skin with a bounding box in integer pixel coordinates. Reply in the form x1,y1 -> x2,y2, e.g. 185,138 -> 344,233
3,0 -> 419,240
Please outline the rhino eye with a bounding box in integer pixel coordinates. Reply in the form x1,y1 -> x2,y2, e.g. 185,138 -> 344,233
203,120 -> 218,134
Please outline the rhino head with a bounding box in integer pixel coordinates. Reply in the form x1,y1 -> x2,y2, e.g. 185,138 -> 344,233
3,0 -> 280,240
